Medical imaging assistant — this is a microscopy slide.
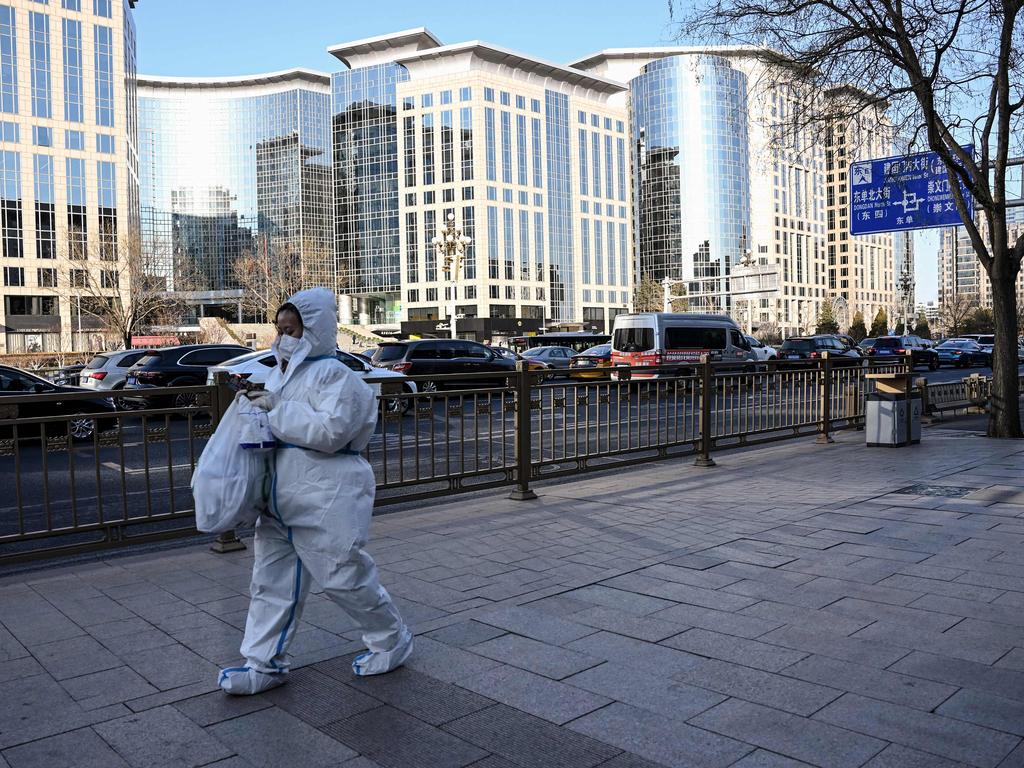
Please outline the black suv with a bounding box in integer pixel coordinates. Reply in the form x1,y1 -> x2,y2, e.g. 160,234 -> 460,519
0,364 -> 117,440
779,335 -> 862,364
123,344 -> 250,408
372,339 -> 517,391
866,335 -> 939,370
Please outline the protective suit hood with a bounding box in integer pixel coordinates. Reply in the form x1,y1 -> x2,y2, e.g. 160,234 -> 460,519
287,288 -> 337,359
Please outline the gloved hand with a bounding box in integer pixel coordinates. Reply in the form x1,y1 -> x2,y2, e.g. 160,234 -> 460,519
244,389 -> 279,412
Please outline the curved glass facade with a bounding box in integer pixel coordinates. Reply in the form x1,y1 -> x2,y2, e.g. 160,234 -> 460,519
139,77 -> 332,303
631,55 -> 750,310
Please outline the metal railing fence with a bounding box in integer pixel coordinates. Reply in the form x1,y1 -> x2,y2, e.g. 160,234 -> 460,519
0,356 -> 919,563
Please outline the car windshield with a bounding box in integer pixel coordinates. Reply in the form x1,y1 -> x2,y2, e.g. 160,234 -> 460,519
781,339 -> 814,351
860,338 -> 876,347
939,340 -> 972,349
613,327 -> 654,352
373,344 -> 407,362
221,349 -> 268,367
521,348 -> 546,357
136,353 -> 162,366
85,354 -> 109,369
579,344 -> 611,357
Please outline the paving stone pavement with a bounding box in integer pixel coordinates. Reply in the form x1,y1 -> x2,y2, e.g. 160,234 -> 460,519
2,425 -> 1024,767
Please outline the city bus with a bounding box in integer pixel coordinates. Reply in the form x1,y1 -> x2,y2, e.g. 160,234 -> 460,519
507,332 -> 611,355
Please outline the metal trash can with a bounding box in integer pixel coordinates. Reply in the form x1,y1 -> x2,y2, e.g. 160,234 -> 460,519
866,392 -> 922,447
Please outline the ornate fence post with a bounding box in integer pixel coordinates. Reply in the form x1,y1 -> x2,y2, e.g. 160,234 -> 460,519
817,352 -> 834,444
509,361 -> 538,500
694,355 -> 716,467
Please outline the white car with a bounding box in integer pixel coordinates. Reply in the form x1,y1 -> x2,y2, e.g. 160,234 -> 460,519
207,349 -> 417,413
745,335 -> 778,362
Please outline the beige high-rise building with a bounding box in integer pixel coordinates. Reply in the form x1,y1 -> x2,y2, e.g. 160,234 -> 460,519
330,29 -> 633,339
571,47 -> 897,336
938,207 -> 1024,312
0,0 -> 138,353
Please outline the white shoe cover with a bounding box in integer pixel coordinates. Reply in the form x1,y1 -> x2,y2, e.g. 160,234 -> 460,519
352,628 -> 413,676
218,666 -> 287,695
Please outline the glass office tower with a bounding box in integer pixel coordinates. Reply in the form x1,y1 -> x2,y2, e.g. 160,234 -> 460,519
630,54 -> 751,311
138,70 -> 332,319
0,0 -> 139,353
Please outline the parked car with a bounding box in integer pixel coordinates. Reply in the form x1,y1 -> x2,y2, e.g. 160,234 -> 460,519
834,334 -> 860,353
78,349 -> 153,392
569,343 -> 613,378
936,339 -> 991,368
858,337 -> 878,354
779,336 -> 862,364
744,335 -> 778,362
208,348 -> 418,413
610,313 -> 751,377
487,346 -> 554,375
123,344 -> 250,408
521,346 -> 577,371
371,339 -> 518,392
0,364 -> 117,441
50,363 -> 86,387
866,335 -> 939,370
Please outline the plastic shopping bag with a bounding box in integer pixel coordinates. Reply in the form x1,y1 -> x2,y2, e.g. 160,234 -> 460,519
191,398 -> 270,533
236,396 -> 276,452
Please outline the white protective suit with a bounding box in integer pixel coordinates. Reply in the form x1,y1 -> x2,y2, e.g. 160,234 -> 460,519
219,288 -> 411,695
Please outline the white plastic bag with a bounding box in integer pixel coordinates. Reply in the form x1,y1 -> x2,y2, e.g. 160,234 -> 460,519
236,396 -> 276,452
191,398 -> 270,533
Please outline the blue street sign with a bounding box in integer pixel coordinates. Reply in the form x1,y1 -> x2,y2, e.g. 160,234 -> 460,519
849,147 -> 974,235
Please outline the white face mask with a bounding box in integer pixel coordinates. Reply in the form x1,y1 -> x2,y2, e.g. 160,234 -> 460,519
276,334 -> 302,362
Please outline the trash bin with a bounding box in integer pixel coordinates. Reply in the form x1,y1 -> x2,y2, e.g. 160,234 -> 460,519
866,392 -> 921,447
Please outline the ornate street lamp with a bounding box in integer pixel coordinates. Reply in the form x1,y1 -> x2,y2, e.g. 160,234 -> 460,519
431,213 -> 472,339
897,265 -> 914,335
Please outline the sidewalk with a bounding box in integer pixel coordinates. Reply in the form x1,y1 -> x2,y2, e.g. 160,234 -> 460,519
2,425 -> 1024,768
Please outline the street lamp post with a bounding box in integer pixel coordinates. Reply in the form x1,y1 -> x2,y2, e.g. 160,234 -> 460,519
431,213 -> 472,340
897,266 -> 914,336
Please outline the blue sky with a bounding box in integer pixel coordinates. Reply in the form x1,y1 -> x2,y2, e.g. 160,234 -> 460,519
134,0 -> 938,303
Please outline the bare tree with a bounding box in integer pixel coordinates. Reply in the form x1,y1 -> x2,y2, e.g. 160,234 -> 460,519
64,230 -> 196,351
632,275 -> 663,312
939,293 -> 978,337
675,0 -> 1023,436
232,236 -> 340,323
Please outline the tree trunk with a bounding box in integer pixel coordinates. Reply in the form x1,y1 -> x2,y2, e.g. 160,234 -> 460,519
987,256 -> 1022,438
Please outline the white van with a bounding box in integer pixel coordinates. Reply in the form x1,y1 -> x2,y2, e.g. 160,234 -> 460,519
610,313 -> 751,376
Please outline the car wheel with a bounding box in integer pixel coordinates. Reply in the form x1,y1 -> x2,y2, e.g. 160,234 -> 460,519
383,385 -> 413,414
172,390 -> 198,409
68,414 -> 97,441
419,380 -> 440,395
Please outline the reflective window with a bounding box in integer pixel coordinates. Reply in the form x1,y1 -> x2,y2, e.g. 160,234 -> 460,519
503,207 -> 513,279
93,0 -> 111,17
93,24 -> 114,126
420,93 -> 432,108
0,6 -> 18,114
581,218 -> 590,283
594,214 -> 603,283
441,110 -> 454,184
440,90 -> 451,105
519,209 -> 529,279
423,209 -> 436,281
62,18 -> 83,122
533,211 -> 543,280
515,95 -> 525,110
531,98 -> 540,113
484,87 -> 493,102
65,156 -> 85,258
0,149 -> 21,258
500,91 -> 509,106
516,114 -> 527,186
28,11 -> 52,118
421,113 -> 434,185
96,133 -> 115,153
97,159 -> 116,259
405,211 -> 418,283
31,125 -> 51,146
64,128 -> 83,149
607,221 -> 616,284
616,137 -> 626,201
531,118 -> 541,189
61,0 -> 80,8
500,111 -> 511,183
459,86 -> 471,101
0,119 -> 15,141
578,128 -> 587,195
487,205 -> 498,279
403,116 -> 416,187
619,222 -> 628,287
462,205 -> 476,279
604,134 -> 613,200
402,96 -> 414,110
591,132 -> 600,197
459,107 -> 472,181
484,107 -> 495,181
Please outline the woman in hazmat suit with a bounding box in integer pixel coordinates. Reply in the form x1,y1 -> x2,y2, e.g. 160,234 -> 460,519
219,288 -> 412,695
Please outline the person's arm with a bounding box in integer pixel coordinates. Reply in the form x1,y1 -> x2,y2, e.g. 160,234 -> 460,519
266,367 -> 377,453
